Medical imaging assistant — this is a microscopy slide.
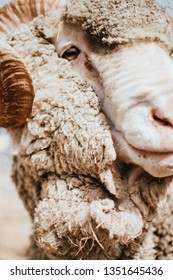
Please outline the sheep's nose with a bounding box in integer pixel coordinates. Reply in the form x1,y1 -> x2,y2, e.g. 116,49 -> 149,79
152,109 -> 173,128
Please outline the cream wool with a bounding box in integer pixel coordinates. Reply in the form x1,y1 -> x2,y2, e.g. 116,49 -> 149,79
65,0 -> 173,49
0,0 -> 173,260
6,11 -> 173,259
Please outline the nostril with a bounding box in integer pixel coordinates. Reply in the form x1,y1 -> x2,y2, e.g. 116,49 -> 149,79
152,109 -> 173,128
153,115 -> 171,127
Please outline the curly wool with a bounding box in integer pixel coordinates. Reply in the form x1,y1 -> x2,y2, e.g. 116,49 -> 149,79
7,8 -> 173,259
65,0 -> 173,49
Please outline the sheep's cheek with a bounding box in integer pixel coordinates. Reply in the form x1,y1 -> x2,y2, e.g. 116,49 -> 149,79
68,52 -> 105,103
55,25 -> 105,102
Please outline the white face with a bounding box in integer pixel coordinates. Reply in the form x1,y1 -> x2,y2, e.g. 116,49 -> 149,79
55,24 -> 173,178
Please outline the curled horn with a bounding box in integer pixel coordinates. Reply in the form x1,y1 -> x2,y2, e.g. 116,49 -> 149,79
0,42 -> 34,128
0,0 -> 60,37
0,0 -> 66,128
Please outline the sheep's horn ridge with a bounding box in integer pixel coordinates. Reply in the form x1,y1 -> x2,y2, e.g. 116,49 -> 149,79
0,42 -> 34,128
0,0 -> 65,128
0,0 -> 60,36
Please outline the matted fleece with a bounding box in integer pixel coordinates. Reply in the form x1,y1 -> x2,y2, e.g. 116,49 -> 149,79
6,10 -> 173,259
65,0 -> 173,49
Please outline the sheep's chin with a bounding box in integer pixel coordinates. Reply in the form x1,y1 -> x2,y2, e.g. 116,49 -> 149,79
112,131 -> 173,178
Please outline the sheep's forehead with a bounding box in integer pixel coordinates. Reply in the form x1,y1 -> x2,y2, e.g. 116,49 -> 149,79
65,0 -> 173,49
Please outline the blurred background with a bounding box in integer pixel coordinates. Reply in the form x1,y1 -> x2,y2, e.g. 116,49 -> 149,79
0,128 -> 31,259
0,0 -> 173,259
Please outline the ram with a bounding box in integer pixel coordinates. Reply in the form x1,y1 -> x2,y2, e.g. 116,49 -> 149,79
0,0 -> 173,259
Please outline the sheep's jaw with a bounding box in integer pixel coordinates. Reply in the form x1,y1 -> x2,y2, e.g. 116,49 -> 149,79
112,131 -> 173,178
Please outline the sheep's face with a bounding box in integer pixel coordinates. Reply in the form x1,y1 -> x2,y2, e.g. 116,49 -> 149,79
100,42 -> 173,178
56,24 -> 173,178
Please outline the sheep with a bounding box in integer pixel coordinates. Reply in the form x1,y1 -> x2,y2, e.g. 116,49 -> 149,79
0,0 -> 173,259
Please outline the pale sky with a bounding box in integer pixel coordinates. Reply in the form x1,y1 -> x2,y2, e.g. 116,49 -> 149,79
0,0 -> 10,7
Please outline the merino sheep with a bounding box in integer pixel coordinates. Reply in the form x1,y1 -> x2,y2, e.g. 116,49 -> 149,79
0,0 -> 173,259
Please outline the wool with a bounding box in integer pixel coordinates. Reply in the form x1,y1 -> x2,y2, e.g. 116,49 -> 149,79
65,0 -> 173,50
6,9 -> 173,259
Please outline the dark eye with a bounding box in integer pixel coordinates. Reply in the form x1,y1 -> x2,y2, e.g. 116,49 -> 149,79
62,46 -> 80,61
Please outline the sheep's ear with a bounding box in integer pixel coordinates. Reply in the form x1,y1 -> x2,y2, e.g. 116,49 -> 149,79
0,42 -> 34,128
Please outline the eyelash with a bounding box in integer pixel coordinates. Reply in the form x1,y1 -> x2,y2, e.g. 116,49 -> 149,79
61,45 -> 81,61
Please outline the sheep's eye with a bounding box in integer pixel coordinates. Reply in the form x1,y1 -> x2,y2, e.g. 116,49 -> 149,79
62,46 -> 80,61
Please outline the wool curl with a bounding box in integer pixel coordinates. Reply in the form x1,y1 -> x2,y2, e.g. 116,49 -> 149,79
6,7 -> 173,259
65,0 -> 173,49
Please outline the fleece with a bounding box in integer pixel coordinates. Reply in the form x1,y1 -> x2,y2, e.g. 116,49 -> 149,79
5,5 -> 173,259
65,0 -> 173,50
